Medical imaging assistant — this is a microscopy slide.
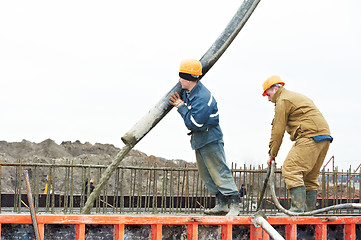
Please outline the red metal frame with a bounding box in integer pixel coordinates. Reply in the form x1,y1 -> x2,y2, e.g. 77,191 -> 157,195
322,155 -> 334,172
322,155 -> 335,184
347,162 -> 361,184
0,215 -> 360,240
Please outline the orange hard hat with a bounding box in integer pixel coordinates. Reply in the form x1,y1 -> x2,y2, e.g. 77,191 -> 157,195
262,75 -> 285,96
179,59 -> 202,76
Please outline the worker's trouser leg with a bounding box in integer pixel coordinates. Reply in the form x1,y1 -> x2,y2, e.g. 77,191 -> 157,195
195,141 -> 239,196
282,138 -> 330,190
303,140 -> 330,190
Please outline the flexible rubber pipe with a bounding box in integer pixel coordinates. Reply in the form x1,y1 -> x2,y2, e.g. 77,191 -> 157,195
269,160 -> 361,216
252,212 -> 285,240
121,0 -> 261,147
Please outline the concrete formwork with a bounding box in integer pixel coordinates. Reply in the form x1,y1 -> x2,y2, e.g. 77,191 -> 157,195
0,214 -> 360,240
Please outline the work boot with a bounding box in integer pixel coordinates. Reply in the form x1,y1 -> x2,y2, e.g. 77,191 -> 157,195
306,190 -> 317,211
289,186 -> 306,212
204,193 -> 229,215
226,194 -> 241,217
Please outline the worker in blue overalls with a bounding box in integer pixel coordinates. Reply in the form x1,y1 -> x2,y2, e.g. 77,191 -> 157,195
170,59 -> 240,216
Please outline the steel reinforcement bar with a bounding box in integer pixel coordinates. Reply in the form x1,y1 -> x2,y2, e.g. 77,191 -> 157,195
0,215 -> 361,240
1,160 -> 361,215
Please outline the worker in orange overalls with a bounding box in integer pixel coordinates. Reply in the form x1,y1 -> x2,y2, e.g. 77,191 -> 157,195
262,75 -> 333,212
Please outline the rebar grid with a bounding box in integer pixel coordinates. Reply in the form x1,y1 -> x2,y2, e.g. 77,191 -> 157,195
1,160 -> 360,215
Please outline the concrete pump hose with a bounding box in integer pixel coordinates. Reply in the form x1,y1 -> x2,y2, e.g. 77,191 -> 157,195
269,160 -> 361,216
252,211 -> 285,240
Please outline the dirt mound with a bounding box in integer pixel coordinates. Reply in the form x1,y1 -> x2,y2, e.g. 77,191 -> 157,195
0,139 -> 71,160
0,139 -> 190,165
60,140 -> 120,158
0,139 -> 194,193
0,139 -> 120,160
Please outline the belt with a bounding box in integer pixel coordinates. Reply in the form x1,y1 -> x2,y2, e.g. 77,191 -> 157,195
187,127 -> 209,136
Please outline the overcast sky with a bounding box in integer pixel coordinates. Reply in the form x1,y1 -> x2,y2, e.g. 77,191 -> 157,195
1,0 -> 360,170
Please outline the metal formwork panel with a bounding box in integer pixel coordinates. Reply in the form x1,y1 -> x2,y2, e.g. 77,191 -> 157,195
0,215 -> 360,240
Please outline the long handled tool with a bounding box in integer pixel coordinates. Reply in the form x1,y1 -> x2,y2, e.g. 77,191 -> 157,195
24,170 -> 41,240
256,166 -> 271,211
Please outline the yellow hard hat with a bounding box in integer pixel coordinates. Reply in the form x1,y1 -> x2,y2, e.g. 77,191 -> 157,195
90,179 -> 94,184
262,75 -> 285,96
179,59 -> 202,76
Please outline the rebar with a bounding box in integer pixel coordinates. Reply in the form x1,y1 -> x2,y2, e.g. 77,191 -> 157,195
269,160 -> 361,216
1,159 -> 361,215
24,170 -> 41,240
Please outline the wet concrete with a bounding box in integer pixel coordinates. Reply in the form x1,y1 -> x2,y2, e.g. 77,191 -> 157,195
0,216 -> 357,239
85,224 -> 114,240
45,224 -> 75,239
162,225 -> 187,240
327,224 -> 344,240
1,224 -> 35,240
232,225 -> 251,240
124,225 -> 151,240
297,225 -> 315,240
198,225 -> 222,239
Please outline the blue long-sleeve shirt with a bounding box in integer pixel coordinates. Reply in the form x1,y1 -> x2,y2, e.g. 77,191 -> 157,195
177,81 -> 223,150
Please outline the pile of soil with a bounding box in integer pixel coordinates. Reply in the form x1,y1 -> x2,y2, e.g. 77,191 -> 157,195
319,184 -> 359,198
0,139 -> 195,193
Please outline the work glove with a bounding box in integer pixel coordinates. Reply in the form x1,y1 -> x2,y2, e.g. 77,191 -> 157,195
169,92 -> 184,108
267,155 -> 275,168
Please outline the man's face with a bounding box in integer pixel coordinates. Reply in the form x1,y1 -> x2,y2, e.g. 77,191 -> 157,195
179,77 -> 193,90
265,86 -> 278,101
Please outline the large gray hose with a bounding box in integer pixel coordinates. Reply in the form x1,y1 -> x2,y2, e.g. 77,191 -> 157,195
252,211 -> 285,240
269,160 -> 361,216
121,0 -> 261,147
82,0 -> 262,214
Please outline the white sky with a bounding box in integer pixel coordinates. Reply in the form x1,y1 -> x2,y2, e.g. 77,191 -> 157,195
0,0 -> 360,170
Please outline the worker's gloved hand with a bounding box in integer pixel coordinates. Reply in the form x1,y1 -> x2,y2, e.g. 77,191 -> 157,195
268,155 -> 275,168
169,92 -> 184,108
